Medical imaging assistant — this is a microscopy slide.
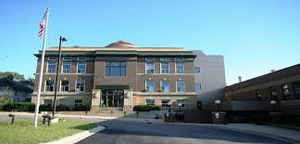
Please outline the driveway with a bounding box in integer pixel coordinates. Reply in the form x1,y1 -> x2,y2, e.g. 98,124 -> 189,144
77,119 -> 288,144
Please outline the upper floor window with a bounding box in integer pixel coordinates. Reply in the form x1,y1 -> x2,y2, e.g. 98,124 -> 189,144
63,58 -> 72,73
77,58 -> 87,73
145,58 -> 155,74
45,80 -> 54,92
177,79 -> 186,92
76,79 -> 85,92
61,80 -> 69,92
47,58 -> 57,73
145,79 -> 155,92
160,80 -> 170,93
105,61 -> 126,76
160,58 -> 169,73
195,83 -> 201,91
176,58 -> 184,73
194,67 -> 200,73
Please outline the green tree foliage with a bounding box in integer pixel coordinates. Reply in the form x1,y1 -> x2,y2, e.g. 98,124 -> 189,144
0,71 -> 25,80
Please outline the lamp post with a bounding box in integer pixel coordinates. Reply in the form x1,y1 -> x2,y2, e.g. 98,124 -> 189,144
214,99 -> 221,112
52,36 -> 67,117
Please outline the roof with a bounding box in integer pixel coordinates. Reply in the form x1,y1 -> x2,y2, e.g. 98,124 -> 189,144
225,63 -> 300,91
35,41 -> 195,58
105,40 -> 137,48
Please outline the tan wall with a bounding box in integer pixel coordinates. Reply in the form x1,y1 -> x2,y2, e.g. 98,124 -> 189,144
93,56 -> 137,90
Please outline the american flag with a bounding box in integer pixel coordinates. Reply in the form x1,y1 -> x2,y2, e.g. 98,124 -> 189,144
38,10 -> 47,37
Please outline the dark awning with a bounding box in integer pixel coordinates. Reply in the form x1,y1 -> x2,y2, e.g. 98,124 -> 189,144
95,85 -> 130,89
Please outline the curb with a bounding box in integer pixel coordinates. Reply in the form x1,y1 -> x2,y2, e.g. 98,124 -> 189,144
219,126 -> 300,144
41,125 -> 106,144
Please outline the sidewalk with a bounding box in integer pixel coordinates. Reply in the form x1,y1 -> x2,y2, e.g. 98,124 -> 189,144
0,112 -> 118,120
171,122 -> 300,144
220,123 -> 300,144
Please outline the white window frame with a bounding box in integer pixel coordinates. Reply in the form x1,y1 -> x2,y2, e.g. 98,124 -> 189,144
75,79 -> 85,92
160,80 -> 170,93
145,99 -> 155,105
160,58 -> 170,74
145,58 -> 155,74
175,58 -> 184,73
62,57 -> 72,73
45,79 -> 55,92
176,79 -> 186,92
60,80 -> 70,92
77,57 -> 87,73
47,57 -> 57,73
145,79 -> 155,92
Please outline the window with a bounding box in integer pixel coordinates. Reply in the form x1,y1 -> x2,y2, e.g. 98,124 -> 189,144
160,80 -> 170,93
281,84 -> 290,100
195,83 -> 201,91
105,61 -> 126,76
44,99 -> 52,106
145,58 -> 155,74
47,58 -> 57,73
63,58 -> 72,73
176,58 -> 184,73
145,79 -> 155,92
270,87 -> 278,100
256,90 -> 263,100
75,99 -> 83,106
293,82 -> 300,99
45,80 -> 54,92
160,58 -> 169,73
61,80 -> 69,92
177,80 -> 186,92
146,99 -> 155,105
76,79 -> 85,92
194,67 -> 200,73
77,58 -> 87,73
161,99 -> 170,107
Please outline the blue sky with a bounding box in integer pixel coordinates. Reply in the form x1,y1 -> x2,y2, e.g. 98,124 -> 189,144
0,0 -> 299,85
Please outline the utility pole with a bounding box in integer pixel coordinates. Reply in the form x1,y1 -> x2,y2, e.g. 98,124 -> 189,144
52,36 -> 67,117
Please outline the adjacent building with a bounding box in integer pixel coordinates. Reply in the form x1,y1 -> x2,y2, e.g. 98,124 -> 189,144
32,41 -> 209,111
193,50 -> 226,108
222,63 -> 300,122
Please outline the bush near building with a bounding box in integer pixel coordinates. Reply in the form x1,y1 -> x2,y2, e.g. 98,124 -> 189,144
0,102 -> 90,112
133,105 -> 160,112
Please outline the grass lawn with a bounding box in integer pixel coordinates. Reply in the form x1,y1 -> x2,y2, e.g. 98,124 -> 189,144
0,118 -> 97,144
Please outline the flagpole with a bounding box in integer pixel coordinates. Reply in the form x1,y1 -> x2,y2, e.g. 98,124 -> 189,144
34,8 -> 49,128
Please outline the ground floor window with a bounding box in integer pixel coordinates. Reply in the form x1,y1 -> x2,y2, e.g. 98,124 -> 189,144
45,80 -> 54,92
61,80 -> 70,92
146,99 -> 155,105
161,99 -> 170,107
75,99 -> 83,106
44,99 -> 52,106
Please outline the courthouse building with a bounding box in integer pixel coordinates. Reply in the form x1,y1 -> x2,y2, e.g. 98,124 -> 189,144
32,41 -> 225,111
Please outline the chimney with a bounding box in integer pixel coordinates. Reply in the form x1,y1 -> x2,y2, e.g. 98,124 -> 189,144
271,69 -> 276,73
238,76 -> 242,83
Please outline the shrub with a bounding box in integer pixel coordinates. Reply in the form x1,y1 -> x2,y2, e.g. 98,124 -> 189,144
133,105 -> 160,112
73,105 -> 90,111
2,102 -> 35,112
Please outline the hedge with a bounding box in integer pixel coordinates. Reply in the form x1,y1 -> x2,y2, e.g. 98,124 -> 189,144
2,102 -> 35,112
0,102 -> 90,112
133,105 -> 160,112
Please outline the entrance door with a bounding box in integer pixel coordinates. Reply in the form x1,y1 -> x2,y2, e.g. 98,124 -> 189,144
101,89 -> 124,107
